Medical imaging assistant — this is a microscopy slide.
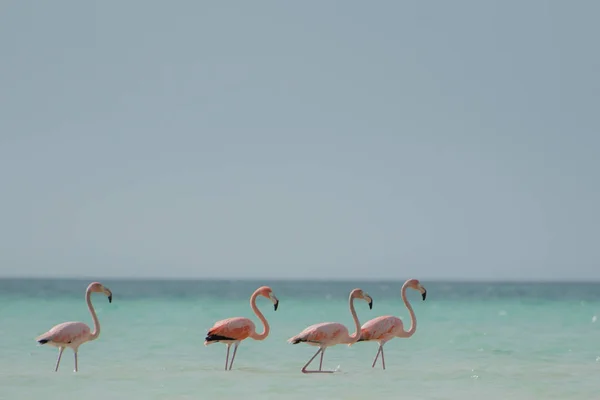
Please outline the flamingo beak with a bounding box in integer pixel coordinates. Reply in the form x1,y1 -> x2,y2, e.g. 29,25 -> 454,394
274,299 -> 279,311
421,289 -> 427,301
105,289 -> 113,303
367,296 -> 373,309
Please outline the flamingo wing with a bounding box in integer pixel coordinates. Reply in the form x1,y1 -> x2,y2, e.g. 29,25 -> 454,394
36,321 -> 91,346
288,322 -> 349,345
359,315 -> 402,341
205,317 -> 255,343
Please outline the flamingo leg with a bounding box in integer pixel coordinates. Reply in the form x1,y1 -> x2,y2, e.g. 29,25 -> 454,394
74,351 -> 79,372
224,344 -> 231,371
54,347 -> 64,372
371,345 -> 381,368
380,345 -> 386,370
301,347 -> 333,374
319,348 -> 326,371
228,342 -> 240,370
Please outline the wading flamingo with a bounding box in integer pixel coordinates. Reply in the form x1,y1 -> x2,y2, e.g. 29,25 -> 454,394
288,288 -> 373,373
35,282 -> 113,372
204,286 -> 279,370
355,279 -> 426,369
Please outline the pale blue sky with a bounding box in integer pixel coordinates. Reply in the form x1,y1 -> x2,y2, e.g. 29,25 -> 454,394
1,1 -> 598,280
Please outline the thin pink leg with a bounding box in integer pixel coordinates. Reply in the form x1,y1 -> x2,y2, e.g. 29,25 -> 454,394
228,342 -> 240,370
380,345 -> 386,370
301,347 -> 333,374
301,348 -> 322,373
224,344 -> 231,370
54,347 -> 64,372
74,351 -> 79,372
371,346 -> 381,368
319,348 -> 326,371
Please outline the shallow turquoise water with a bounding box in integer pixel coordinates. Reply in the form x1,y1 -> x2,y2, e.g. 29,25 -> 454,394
1,279 -> 599,399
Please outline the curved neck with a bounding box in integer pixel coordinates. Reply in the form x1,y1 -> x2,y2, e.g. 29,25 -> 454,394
86,289 -> 101,340
401,284 -> 417,337
250,292 -> 269,340
347,295 -> 361,343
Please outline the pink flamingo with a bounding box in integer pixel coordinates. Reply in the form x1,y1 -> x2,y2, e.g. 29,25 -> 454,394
355,278 -> 426,369
204,286 -> 279,370
35,282 -> 113,372
288,288 -> 373,373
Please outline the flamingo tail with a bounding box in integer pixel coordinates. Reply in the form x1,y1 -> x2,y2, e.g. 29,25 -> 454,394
36,332 -> 52,345
287,335 -> 321,345
204,333 -> 235,345
288,337 -> 304,344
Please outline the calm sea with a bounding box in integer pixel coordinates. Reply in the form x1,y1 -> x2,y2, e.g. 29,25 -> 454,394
1,279 -> 599,399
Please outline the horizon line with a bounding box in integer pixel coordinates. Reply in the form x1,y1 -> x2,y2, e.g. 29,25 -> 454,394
1,276 -> 599,284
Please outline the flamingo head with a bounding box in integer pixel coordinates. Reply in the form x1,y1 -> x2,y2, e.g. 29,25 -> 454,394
88,282 -> 113,303
257,286 -> 279,311
351,288 -> 373,309
406,279 -> 427,301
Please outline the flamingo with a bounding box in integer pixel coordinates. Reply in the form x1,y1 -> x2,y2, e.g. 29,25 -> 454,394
288,288 -> 373,373
355,278 -> 426,369
35,282 -> 113,372
204,285 -> 279,370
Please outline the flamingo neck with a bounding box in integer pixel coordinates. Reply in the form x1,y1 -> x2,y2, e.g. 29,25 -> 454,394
87,289 -> 101,341
250,291 -> 269,341
401,283 -> 417,337
347,294 -> 361,343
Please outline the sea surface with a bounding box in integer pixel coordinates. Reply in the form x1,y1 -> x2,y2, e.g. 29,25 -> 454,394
0,279 -> 599,399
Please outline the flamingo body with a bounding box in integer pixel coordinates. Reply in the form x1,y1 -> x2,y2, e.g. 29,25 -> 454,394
359,316 -> 405,343
37,321 -> 92,349
205,317 -> 256,344
289,322 -> 351,346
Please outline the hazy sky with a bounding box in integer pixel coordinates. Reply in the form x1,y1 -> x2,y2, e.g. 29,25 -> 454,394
1,1 -> 598,280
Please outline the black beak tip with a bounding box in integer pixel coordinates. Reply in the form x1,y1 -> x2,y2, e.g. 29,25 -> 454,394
108,295 -> 113,303
422,291 -> 427,301
368,301 -> 373,309
274,301 -> 279,311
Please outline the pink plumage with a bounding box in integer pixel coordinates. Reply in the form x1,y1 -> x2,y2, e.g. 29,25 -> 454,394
204,286 -> 279,370
288,322 -> 350,346
359,315 -> 404,342
356,279 -> 427,369
288,288 -> 373,373
37,321 -> 92,347
205,317 -> 256,343
36,282 -> 113,372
